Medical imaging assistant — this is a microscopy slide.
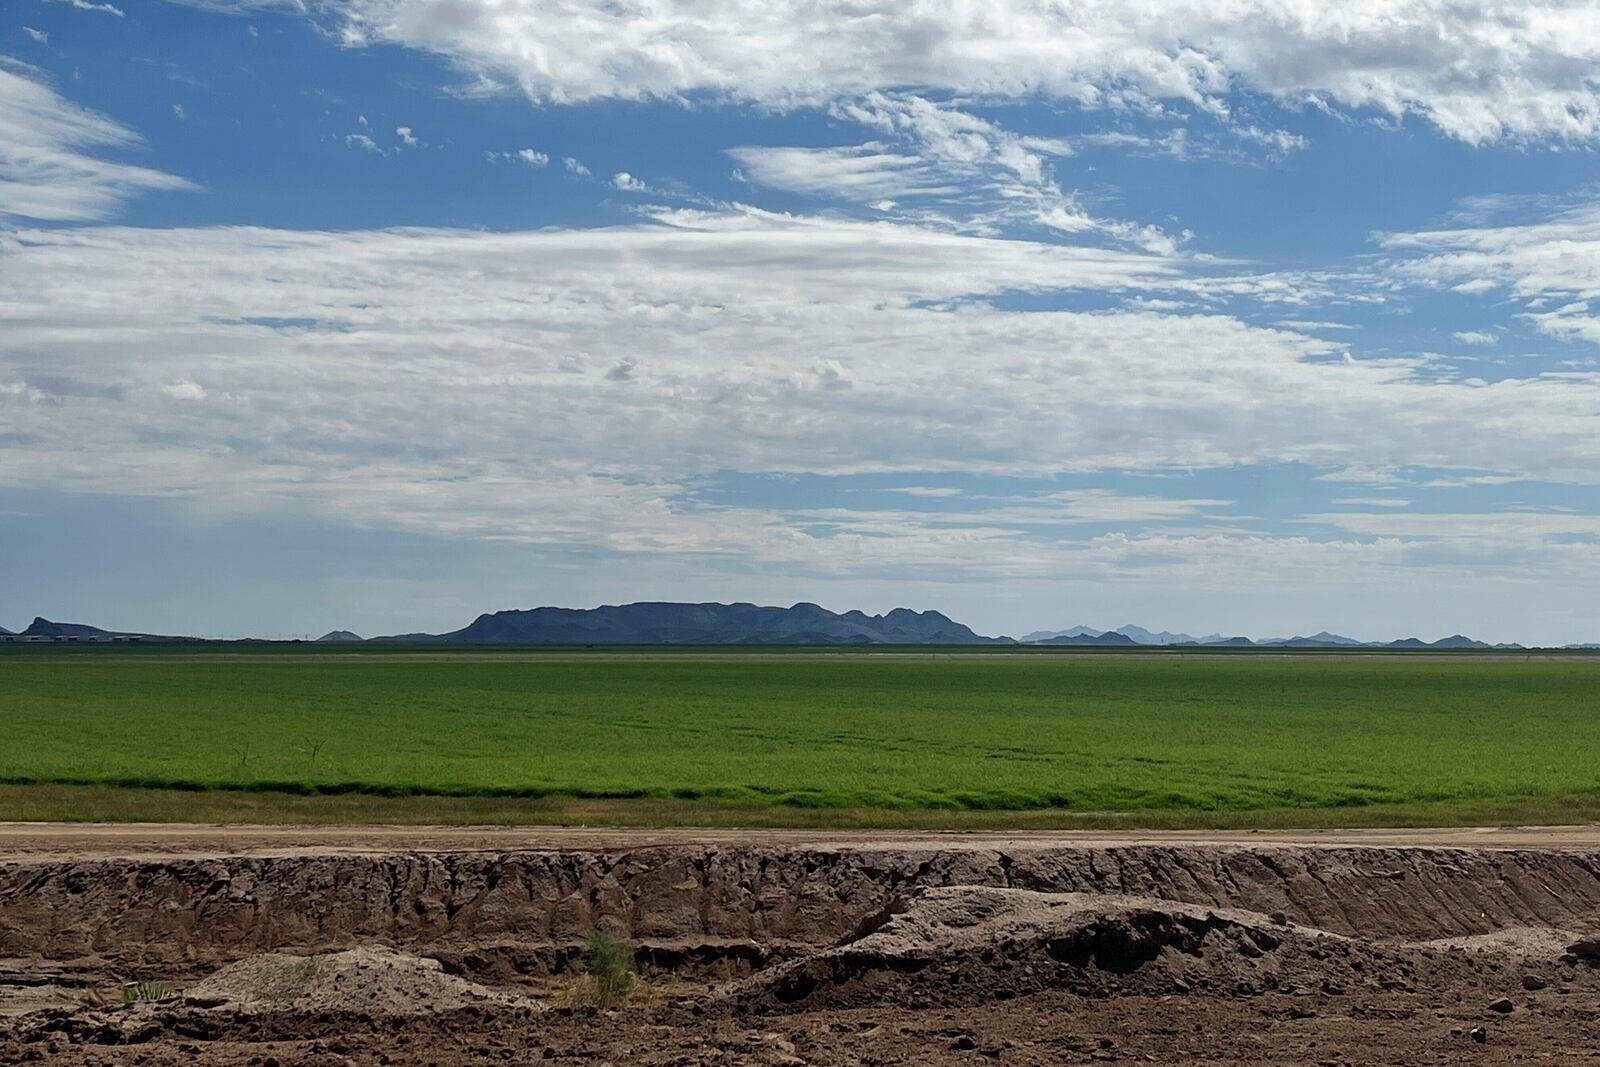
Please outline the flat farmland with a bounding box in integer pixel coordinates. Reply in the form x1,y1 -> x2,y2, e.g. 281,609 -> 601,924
5,651 -> 1600,826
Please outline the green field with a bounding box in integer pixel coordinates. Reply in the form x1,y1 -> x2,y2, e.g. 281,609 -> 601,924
5,651 -> 1600,826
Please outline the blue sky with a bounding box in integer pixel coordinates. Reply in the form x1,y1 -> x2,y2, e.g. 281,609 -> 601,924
4,0 -> 1600,642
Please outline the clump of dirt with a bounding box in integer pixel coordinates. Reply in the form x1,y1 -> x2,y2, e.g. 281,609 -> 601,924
731,886 -> 1491,1012
182,946 -> 532,1016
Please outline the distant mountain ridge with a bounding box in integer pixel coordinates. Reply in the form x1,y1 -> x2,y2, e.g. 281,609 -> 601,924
1019,625 -> 1525,650
1023,624 -> 1226,645
6,617 -> 184,642
3,608 -> 1595,649
372,601 -> 1005,645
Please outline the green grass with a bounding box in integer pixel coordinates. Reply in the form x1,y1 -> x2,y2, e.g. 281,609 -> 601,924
4,653 -> 1600,823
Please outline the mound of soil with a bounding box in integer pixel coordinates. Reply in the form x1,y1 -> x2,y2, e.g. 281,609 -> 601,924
6,835 -> 1600,1064
733,886 -> 1495,1012
183,946 -> 530,1016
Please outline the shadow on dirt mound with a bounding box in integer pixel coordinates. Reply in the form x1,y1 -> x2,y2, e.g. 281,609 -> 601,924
728,886 -> 1503,1012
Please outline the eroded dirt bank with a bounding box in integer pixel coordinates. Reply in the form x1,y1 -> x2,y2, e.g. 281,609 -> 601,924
3,828 -> 1599,1064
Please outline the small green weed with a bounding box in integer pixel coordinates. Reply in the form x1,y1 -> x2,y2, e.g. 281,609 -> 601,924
121,981 -> 177,1005
583,931 -> 635,1008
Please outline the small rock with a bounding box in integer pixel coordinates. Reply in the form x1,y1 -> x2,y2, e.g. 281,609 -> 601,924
1269,911 -> 1291,927
1522,974 -> 1549,991
950,1036 -> 977,1051
1568,938 -> 1600,961
1469,1027 -> 1487,1043
1487,997 -> 1514,1014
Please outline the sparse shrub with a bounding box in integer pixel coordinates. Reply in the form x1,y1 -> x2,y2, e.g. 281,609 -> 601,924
121,980 -> 177,1005
583,930 -> 635,1008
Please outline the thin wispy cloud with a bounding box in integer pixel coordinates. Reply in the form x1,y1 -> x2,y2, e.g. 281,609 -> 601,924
0,62 -> 195,221
49,0 -> 124,15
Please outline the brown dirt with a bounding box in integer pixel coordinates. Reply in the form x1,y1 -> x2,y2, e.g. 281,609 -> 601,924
3,824 -> 1600,1063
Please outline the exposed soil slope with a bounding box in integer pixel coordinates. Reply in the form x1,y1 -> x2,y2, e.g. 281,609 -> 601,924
3,827 -> 1599,1064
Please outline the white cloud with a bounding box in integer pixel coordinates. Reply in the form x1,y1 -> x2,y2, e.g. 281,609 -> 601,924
49,0 -> 124,15
1233,125 -> 1309,155
172,103 -> 185,120
1331,497 -> 1412,508
1074,124 -> 1306,162
345,132 -> 382,153
611,171 -> 647,191
395,125 -> 417,147
1452,329 -> 1497,344
736,93 -> 1182,251
562,156 -> 589,176
3,213 -> 1600,578
884,486 -> 962,498
728,143 -> 953,202
23,27 -> 48,43
799,490 -> 1235,531
1278,319 -> 1357,331
1382,202 -> 1600,343
486,147 -> 550,166
160,379 -> 207,400
0,61 -> 196,221
320,0 -> 1600,144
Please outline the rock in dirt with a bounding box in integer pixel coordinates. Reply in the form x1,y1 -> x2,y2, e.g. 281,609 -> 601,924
1487,996 -> 1514,1014
1521,973 -> 1548,990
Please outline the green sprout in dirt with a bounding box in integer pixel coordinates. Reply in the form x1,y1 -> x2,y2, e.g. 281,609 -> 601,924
583,931 -> 635,1008
121,981 -> 177,1005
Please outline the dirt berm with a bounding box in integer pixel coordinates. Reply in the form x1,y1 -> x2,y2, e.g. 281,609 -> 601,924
3,831 -> 1600,1064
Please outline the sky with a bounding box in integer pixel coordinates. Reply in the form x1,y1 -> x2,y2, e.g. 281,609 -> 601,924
3,2 -> 1600,642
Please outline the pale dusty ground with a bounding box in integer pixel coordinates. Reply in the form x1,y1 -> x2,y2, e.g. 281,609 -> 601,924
6,820 -> 1600,859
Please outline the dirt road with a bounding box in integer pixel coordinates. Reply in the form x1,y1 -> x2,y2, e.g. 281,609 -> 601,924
6,819 -> 1600,859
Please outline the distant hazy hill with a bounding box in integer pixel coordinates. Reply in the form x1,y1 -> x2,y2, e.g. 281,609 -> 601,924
1032,630 -> 1138,646
1020,624 -> 1526,649
17,617 -> 184,641
1428,634 -> 1492,650
1022,624 -> 1224,645
1116,624 -> 1217,646
316,630 -> 364,643
1281,631 -> 1364,647
22,618 -> 127,639
1020,625 -> 1101,642
374,601 -> 1006,645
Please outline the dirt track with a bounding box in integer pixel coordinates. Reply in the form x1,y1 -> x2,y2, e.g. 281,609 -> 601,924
4,823 -> 1600,1064
7,820 -> 1600,858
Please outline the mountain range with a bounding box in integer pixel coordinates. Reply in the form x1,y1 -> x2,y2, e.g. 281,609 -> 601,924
1020,626 -> 1524,650
370,602 -> 1003,645
4,605 -> 1596,649
1022,625 -> 1229,645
